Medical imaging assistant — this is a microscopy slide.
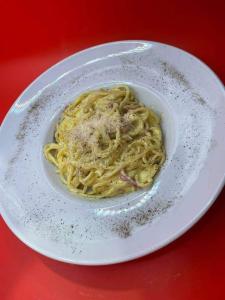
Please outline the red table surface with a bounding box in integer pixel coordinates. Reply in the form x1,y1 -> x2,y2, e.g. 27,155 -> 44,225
0,1 -> 225,299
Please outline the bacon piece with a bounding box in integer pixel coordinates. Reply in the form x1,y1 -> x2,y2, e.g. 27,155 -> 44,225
120,170 -> 139,188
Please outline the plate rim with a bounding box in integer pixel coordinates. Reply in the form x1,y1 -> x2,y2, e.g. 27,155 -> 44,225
0,40 -> 225,265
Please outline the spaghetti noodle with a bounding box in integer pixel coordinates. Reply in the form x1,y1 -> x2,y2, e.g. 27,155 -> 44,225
44,85 -> 165,198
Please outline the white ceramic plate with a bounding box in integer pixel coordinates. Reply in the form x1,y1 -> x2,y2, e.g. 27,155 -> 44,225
0,41 -> 225,265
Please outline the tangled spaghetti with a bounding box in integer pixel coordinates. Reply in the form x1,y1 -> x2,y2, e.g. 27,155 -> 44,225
44,85 -> 165,198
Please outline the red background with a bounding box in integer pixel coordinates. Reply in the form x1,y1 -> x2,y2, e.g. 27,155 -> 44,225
0,0 -> 225,299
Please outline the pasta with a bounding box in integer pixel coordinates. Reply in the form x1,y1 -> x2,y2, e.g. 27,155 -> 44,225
44,85 -> 165,198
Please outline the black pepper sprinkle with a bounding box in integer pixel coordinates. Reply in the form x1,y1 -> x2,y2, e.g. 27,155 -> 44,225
160,61 -> 190,87
111,200 -> 173,239
6,93 -> 53,179
112,220 -> 131,238
159,60 -> 211,110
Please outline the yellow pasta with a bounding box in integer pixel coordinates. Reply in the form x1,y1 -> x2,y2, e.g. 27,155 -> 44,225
44,85 -> 165,198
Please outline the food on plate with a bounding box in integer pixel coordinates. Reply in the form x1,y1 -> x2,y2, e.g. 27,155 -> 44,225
44,85 -> 165,198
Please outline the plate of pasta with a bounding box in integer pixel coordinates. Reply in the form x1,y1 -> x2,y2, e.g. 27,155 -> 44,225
0,41 -> 225,265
